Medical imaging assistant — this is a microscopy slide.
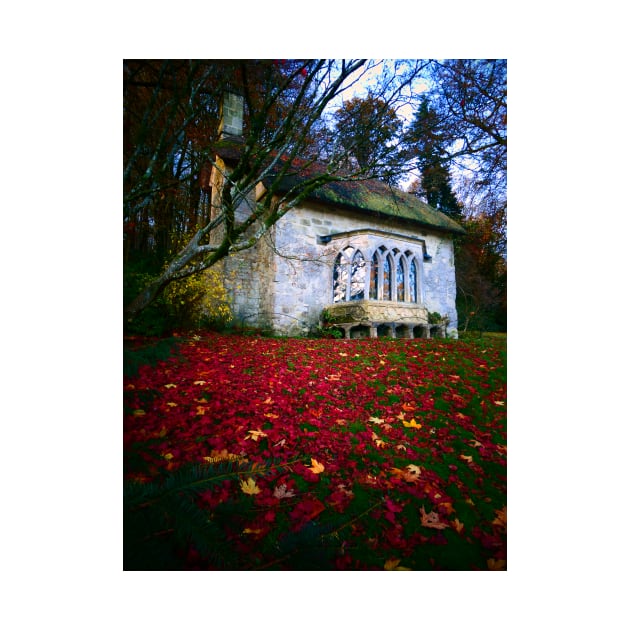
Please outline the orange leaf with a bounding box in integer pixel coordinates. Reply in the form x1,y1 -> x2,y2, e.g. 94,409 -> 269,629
487,558 -> 507,570
452,518 -> 465,534
492,506 -> 507,531
460,454 -> 473,463
419,505 -> 449,530
307,458 -> 325,474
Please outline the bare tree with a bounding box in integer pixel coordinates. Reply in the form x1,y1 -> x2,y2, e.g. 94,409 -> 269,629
124,59 -> 428,322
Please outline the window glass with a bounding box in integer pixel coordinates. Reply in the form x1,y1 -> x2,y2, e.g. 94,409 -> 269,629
350,250 -> 365,300
396,258 -> 405,301
409,259 -> 418,303
333,253 -> 347,302
383,256 -> 391,300
369,253 -> 379,300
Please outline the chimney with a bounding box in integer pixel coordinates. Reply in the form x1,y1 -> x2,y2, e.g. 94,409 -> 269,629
218,92 -> 244,138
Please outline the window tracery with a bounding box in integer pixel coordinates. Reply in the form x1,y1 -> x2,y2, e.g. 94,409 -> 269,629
332,244 -> 422,304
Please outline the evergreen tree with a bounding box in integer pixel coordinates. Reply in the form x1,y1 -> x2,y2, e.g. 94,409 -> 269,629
407,98 -> 462,220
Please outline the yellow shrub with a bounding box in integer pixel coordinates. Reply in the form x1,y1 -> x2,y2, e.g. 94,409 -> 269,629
163,268 -> 232,328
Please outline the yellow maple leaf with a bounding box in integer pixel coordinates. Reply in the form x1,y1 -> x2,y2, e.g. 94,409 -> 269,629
240,478 -> 261,495
164,383 -> 177,389
196,406 -> 206,415
384,558 -> 412,571
406,464 -> 422,476
162,453 -> 174,461
193,380 -> 206,385
263,397 -> 273,405
245,429 -> 268,441
402,419 -> 422,429
493,400 -> 505,406
166,402 -> 178,407
307,458 -> 325,474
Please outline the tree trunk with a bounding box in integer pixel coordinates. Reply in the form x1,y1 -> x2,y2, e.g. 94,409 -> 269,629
124,276 -> 168,322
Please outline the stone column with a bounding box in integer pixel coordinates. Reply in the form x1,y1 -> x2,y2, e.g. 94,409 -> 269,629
369,324 -> 378,338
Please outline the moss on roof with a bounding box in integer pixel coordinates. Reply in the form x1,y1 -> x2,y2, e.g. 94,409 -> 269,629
303,177 -> 465,234
213,140 -> 465,235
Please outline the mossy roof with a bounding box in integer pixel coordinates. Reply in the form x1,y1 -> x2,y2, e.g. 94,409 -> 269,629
296,177 -> 465,234
213,137 -> 465,235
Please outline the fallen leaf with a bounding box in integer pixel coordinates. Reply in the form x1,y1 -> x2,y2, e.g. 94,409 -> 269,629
396,412 -> 406,421
419,505 -> 449,530
493,400 -> 505,406
460,454 -> 473,463
384,558 -> 411,571
492,506 -> 507,531
401,403 -> 416,412
307,458 -> 325,474
132,409 -> 145,416
242,528 -> 263,535
245,429 -> 268,441
406,464 -> 422,476
487,558 -> 506,570
164,383 -> 177,389
162,453 -> 174,461
468,439 -> 483,448
452,518 -> 465,534
240,478 -> 261,495
193,380 -> 206,385
395,444 -> 407,452
402,419 -> 422,429
273,483 -> 295,499
368,416 -> 385,424
196,406 -> 206,415
273,438 -> 286,447
166,402 -> 178,407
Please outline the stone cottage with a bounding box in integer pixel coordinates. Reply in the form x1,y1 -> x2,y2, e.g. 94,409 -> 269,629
211,93 -> 465,338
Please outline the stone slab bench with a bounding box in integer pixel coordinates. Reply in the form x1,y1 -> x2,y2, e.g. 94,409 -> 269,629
333,320 -> 446,339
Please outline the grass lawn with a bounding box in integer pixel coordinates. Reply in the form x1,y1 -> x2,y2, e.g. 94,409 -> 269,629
124,331 -> 506,570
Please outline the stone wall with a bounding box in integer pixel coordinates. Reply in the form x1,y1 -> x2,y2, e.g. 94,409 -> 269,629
265,201 -> 459,337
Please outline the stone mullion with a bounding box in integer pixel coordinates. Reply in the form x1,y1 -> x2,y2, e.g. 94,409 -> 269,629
345,263 -> 352,302
364,260 -> 372,301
